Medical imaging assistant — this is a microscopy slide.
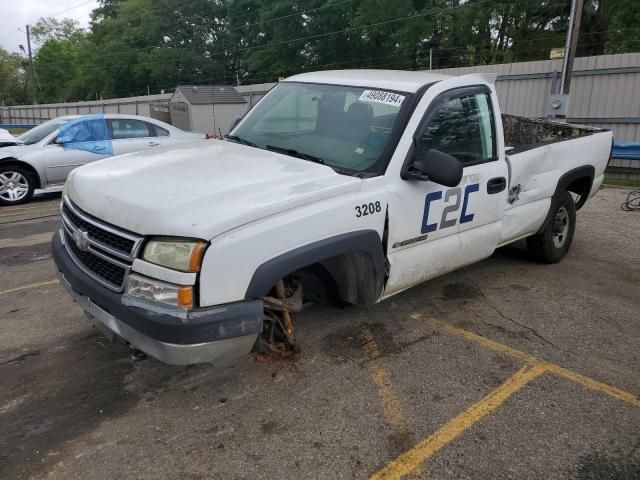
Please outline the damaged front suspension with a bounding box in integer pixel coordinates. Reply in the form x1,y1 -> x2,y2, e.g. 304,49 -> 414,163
255,279 -> 303,358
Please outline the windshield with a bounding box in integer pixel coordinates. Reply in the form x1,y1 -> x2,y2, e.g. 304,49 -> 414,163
18,119 -> 70,145
230,82 -> 411,175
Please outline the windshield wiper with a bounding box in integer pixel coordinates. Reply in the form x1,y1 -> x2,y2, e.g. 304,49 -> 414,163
265,145 -> 325,165
224,134 -> 257,148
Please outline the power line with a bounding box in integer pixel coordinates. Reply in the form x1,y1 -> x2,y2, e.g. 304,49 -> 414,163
36,20 -> 629,75
24,0 -> 638,73
48,0 -> 96,19
19,0 -> 635,102
20,21 -> 581,72
26,33 -> 631,103
30,0 -> 356,67
38,0 -> 631,72
34,0 -> 523,71
48,37 -> 617,101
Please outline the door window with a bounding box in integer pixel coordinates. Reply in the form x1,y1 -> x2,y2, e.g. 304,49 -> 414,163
418,92 -> 495,165
152,124 -> 169,137
110,119 -> 151,139
58,119 -> 110,143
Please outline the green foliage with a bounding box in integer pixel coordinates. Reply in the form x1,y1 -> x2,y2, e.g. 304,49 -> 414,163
1,0 -> 639,105
605,0 -> 640,54
31,18 -> 86,45
0,48 -> 28,105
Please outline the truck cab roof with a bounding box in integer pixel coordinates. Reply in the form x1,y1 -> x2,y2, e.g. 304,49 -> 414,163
283,69 -> 452,93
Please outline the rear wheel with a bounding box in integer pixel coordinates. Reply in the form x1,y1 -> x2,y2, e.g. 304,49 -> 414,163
527,191 -> 576,263
0,165 -> 35,206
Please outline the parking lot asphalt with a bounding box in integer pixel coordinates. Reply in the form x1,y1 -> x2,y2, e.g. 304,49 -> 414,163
0,187 -> 638,480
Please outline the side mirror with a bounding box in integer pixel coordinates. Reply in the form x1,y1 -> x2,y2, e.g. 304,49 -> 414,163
407,148 -> 463,187
230,115 -> 243,132
56,134 -> 73,145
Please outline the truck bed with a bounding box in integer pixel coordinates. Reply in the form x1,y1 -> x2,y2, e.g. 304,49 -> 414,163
502,114 -> 604,154
499,114 -> 613,247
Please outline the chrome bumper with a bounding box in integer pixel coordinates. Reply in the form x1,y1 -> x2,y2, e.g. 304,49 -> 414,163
57,270 -> 257,366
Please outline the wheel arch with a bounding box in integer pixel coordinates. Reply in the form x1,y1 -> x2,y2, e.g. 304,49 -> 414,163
244,230 -> 386,306
556,165 -> 595,211
0,157 -> 42,189
535,165 -> 594,235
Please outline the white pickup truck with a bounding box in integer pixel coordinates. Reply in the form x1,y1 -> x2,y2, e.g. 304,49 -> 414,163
52,70 -> 613,365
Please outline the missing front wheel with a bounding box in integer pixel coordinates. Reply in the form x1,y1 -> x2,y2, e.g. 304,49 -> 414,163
254,279 -> 303,360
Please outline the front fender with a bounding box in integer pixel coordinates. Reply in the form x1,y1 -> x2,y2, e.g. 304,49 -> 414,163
245,230 -> 386,304
0,154 -> 44,189
198,188 -> 388,307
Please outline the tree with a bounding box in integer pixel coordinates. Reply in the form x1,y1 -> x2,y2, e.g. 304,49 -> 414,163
606,0 -> 640,53
31,18 -> 86,45
0,48 -> 28,105
31,18 -> 91,102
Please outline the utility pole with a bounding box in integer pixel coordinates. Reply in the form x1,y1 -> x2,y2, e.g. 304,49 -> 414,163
26,25 -> 37,104
547,0 -> 584,119
560,0 -> 584,95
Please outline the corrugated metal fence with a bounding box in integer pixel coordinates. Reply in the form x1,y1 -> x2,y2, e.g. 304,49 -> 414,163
1,53 -> 638,169
0,93 -> 172,125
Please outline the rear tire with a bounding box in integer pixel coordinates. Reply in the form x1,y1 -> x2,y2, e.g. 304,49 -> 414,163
527,191 -> 576,264
0,165 -> 35,206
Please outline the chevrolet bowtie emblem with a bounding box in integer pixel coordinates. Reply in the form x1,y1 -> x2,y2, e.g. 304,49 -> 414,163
72,229 -> 90,251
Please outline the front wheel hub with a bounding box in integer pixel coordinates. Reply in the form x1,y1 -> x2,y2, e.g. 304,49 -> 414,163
0,171 -> 29,202
552,206 -> 570,248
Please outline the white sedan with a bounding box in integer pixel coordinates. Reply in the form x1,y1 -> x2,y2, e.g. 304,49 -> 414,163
0,114 -> 205,205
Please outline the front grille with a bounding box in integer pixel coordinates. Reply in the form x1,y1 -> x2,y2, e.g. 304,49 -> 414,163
62,202 -> 135,256
65,230 -> 126,288
61,199 -> 142,292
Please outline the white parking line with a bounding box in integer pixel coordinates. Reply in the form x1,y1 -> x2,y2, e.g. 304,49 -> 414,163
0,279 -> 59,297
0,232 -> 55,249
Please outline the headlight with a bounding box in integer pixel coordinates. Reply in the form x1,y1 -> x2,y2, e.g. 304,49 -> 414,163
126,274 -> 193,309
142,238 -> 207,272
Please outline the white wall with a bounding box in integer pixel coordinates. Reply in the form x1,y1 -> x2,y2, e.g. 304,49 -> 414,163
0,93 -> 171,125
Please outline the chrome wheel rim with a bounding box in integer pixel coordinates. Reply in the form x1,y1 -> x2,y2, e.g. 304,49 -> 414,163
552,206 -> 569,248
0,171 -> 29,202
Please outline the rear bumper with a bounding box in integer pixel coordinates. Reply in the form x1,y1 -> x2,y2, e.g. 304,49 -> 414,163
52,230 -> 262,365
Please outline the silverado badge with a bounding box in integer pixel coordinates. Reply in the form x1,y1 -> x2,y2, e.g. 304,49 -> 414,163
72,229 -> 91,251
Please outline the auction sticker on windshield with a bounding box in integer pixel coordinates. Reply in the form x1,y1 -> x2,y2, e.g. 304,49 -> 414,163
359,90 -> 405,107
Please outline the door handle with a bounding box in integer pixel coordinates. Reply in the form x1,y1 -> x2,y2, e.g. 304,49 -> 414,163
148,141 -> 160,147
91,145 -> 106,151
487,177 -> 507,194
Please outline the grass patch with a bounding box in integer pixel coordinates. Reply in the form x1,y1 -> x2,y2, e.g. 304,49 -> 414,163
603,175 -> 640,188
6,128 -> 29,135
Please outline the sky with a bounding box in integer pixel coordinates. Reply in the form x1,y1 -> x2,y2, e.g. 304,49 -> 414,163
0,0 -> 98,53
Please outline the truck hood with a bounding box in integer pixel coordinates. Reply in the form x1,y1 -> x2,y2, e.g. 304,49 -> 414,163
66,139 -> 362,239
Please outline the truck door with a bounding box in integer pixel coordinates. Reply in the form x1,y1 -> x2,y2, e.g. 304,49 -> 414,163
384,85 -> 508,297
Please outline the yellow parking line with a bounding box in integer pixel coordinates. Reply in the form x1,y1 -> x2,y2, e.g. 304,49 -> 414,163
438,321 -> 538,363
548,365 -> 640,408
0,279 -> 59,296
412,313 -> 640,408
370,362 -> 548,480
362,327 -> 407,428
